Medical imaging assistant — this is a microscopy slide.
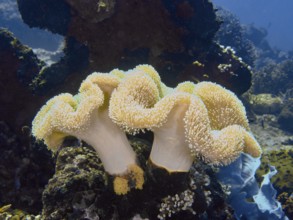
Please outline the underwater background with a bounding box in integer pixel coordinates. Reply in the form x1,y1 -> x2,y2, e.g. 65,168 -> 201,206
0,0 -> 292,219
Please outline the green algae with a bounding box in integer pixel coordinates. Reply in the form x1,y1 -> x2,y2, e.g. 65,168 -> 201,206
257,148 -> 293,193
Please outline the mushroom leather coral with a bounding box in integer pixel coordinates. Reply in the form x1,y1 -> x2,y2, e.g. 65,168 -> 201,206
32,70 -> 144,189
177,81 -> 261,158
109,66 -> 262,172
191,82 -> 250,130
32,64 -> 261,194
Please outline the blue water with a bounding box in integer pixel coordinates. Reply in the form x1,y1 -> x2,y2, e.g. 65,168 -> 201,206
212,0 -> 293,51
0,0 -> 62,51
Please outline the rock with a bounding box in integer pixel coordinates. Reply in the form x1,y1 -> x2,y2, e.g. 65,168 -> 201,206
253,60 -> 293,95
0,28 -> 46,132
16,0 -> 252,95
41,138 -> 234,219
0,121 -> 54,214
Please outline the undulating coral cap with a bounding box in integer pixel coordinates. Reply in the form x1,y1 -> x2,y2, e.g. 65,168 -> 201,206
83,71 -> 121,95
176,81 -> 196,94
133,64 -> 166,97
181,81 -> 261,163
109,65 -> 262,167
192,82 -> 250,130
109,69 -> 162,133
32,72 -> 122,151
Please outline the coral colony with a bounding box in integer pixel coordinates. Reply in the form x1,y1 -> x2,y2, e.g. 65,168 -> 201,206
32,64 -> 262,196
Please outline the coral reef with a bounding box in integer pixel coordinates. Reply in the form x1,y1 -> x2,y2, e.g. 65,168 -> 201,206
6,0 -> 292,219
243,24 -> 293,69
30,65 -> 261,219
0,28 -> 46,132
16,0 -> 252,95
215,8 -> 257,67
1,0 -> 292,219
278,192 -> 293,219
252,60 -> 293,95
0,205 -> 41,220
157,189 -> 196,219
249,93 -> 283,115
0,28 -> 43,86
0,121 -> 54,214
17,0 -> 71,35
32,69 -> 145,194
0,29 -> 55,216
32,65 -> 261,184
109,66 -> 261,169
248,113 -> 293,152
257,149 -> 293,194
41,138 -> 234,219
278,99 -> 293,133
66,0 -> 116,23
245,59 -> 293,133
30,36 -> 89,95
42,146 -> 108,219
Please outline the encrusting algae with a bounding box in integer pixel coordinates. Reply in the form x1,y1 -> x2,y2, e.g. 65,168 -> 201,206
32,64 -> 261,195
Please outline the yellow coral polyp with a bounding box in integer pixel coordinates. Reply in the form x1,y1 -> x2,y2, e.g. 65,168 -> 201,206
128,164 -> 144,190
113,164 -> 144,195
113,176 -> 130,195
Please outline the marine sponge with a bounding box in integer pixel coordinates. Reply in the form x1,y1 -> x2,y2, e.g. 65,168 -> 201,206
32,71 -> 144,194
109,67 -> 262,172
